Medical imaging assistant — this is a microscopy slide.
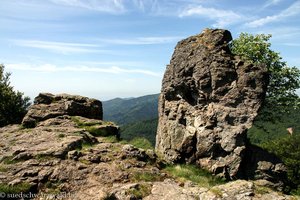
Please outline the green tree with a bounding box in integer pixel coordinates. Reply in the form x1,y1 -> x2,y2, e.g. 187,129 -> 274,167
230,33 -> 300,120
0,64 -> 30,126
231,33 -> 300,194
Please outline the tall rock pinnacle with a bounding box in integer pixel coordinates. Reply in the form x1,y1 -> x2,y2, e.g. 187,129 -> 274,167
156,29 -> 287,189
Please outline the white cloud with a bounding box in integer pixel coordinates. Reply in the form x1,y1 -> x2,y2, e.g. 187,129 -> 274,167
49,0 -> 126,13
246,1 -> 300,28
6,63 -> 162,77
179,5 -> 243,27
251,27 -> 300,40
246,15 -> 278,28
263,0 -> 284,8
13,40 -> 102,54
97,36 -> 182,45
132,0 -> 161,13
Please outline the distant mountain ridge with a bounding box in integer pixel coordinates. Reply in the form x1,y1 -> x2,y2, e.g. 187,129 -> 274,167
102,93 -> 159,125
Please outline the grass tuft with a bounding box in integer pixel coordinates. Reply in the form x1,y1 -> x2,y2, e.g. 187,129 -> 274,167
71,116 -> 115,127
0,164 -> 8,172
128,137 -> 154,150
255,185 -> 271,195
210,188 -> 223,197
0,182 -> 31,193
164,164 -> 225,188
85,126 -> 111,137
132,171 -> 161,182
71,116 -> 118,137
126,184 -> 151,199
35,154 -> 56,161
101,136 -> 120,143
1,155 -> 29,165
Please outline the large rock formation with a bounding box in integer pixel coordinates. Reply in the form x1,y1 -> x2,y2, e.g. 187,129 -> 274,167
156,29 -> 287,188
22,93 -> 103,128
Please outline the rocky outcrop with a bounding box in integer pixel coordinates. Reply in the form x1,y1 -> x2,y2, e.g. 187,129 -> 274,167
22,93 -> 103,128
156,29 -> 287,188
0,92 -> 294,199
0,118 -> 293,200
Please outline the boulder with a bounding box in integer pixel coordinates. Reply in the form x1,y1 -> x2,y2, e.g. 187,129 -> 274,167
156,29 -> 287,188
22,93 -> 103,128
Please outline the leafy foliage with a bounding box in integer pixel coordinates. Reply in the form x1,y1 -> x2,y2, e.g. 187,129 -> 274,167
230,33 -> 300,120
0,64 -> 31,127
231,33 -> 300,194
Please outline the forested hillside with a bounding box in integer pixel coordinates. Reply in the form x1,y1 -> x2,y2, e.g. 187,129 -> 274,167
121,118 -> 158,145
102,94 -> 159,125
102,94 -> 159,145
248,108 -> 300,145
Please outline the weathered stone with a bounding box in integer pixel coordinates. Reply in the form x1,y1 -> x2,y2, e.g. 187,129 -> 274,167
0,118 -> 98,162
22,93 -> 103,128
144,179 -> 207,200
108,183 -> 145,200
145,179 -> 293,200
156,29 -> 287,188
67,150 -> 82,161
121,144 -> 149,161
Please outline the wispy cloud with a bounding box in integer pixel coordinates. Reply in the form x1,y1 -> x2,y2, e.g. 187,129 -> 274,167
132,0 -> 160,13
49,0 -> 126,14
6,63 -> 162,77
179,5 -> 243,27
97,36 -> 182,45
246,1 -> 300,28
13,40 -> 103,54
251,27 -> 300,41
263,0 -> 284,8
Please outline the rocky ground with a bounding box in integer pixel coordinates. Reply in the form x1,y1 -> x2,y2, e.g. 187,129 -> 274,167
0,115 -> 296,200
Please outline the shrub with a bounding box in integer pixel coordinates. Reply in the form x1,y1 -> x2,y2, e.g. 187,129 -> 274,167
0,64 -> 30,127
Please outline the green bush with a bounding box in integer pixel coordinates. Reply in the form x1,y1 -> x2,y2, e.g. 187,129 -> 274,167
0,64 -> 30,127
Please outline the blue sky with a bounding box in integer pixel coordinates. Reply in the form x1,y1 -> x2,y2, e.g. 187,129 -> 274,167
0,0 -> 299,100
